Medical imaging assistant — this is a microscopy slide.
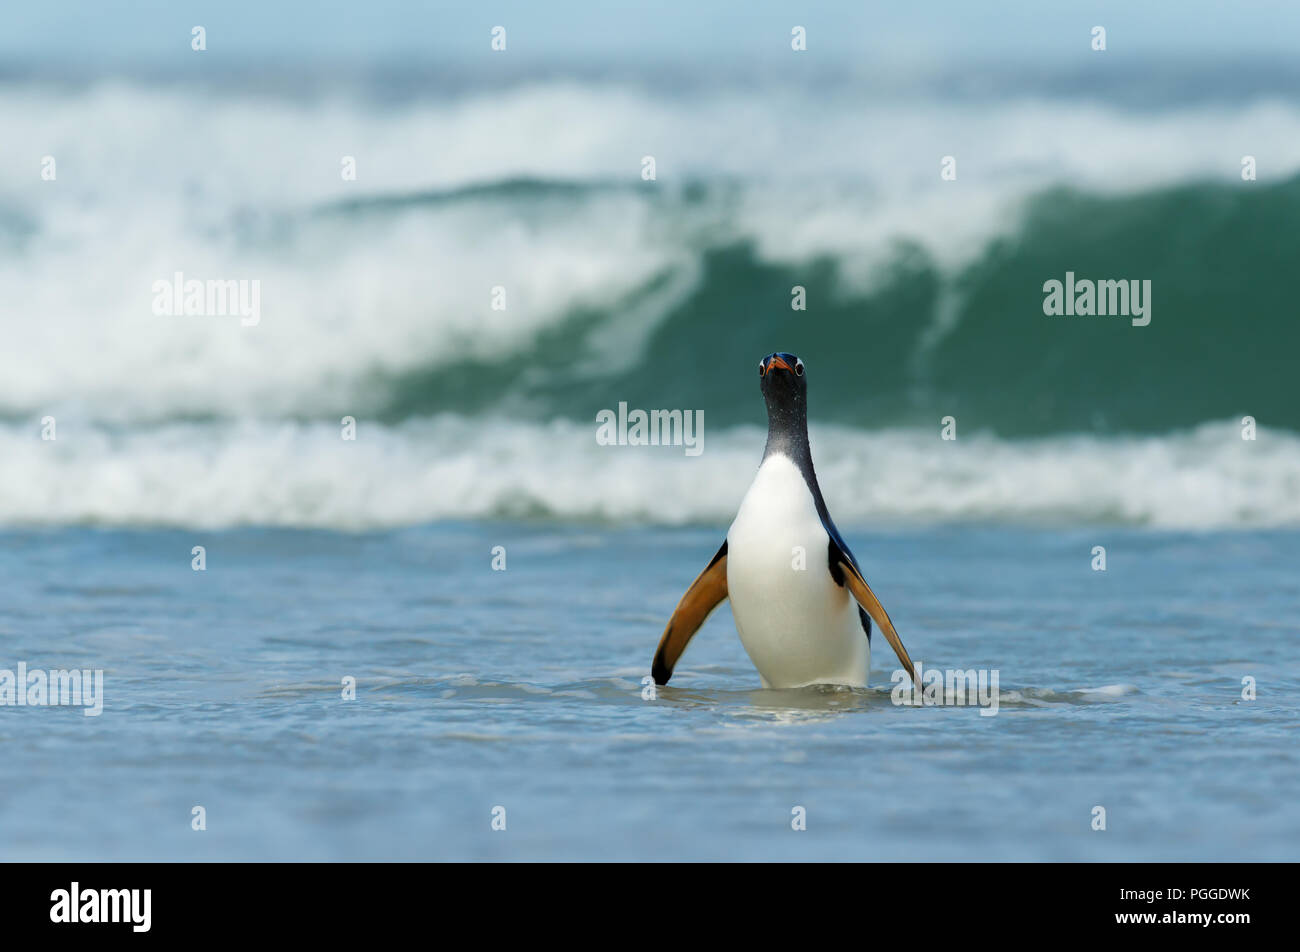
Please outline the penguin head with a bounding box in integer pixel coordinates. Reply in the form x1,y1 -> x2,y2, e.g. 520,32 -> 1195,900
758,352 -> 807,418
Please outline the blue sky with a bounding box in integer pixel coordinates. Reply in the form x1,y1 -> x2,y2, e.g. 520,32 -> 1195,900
4,1 -> 1299,69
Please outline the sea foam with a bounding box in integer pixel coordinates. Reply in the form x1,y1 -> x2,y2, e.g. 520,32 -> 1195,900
4,418 -> 1296,529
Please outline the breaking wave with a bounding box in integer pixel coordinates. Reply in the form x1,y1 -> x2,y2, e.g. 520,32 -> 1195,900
1,79 -> 1296,528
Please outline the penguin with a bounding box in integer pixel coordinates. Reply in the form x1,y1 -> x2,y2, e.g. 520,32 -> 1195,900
651,353 -> 918,689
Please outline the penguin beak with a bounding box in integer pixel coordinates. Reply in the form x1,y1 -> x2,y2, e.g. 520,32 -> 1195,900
764,356 -> 793,375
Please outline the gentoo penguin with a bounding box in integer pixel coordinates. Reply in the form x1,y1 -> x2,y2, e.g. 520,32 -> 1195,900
651,353 -> 917,689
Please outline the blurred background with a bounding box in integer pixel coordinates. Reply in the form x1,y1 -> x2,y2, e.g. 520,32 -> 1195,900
2,0 -> 1298,530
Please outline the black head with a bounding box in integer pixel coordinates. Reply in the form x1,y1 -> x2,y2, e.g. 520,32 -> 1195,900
758,351 -> 806,405
757,352 -> 809,444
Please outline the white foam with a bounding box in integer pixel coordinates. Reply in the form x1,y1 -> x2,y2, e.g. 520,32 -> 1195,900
3,417 -> 1297,530
3,83 -> 1300,421
1077,684 -> 1139,698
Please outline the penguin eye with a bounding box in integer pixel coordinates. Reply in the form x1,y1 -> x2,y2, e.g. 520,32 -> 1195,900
794,359 -> 804,376
758,359 -> 766,376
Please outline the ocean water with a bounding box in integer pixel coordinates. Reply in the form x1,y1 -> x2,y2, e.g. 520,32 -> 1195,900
3,79 -> 1300,530
2,523 -> 1297,861
2,62 -> 1299,861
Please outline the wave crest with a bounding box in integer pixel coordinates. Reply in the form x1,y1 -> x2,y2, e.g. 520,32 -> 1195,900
3,418 -> 1294,529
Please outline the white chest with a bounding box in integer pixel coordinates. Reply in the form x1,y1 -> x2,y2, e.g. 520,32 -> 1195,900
725,454 -> 868,688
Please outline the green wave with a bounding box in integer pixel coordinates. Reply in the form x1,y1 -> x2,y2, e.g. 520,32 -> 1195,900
372,174 -> 1299,435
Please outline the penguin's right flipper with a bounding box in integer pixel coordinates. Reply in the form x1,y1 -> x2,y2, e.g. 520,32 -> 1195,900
651,541 -> 728,685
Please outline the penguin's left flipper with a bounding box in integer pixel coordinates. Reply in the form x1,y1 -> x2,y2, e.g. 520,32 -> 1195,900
829,542 -> 918,686
651,541 -> 728,685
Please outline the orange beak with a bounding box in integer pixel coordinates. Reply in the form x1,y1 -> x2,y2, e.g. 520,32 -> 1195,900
763,355 -> 793,375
